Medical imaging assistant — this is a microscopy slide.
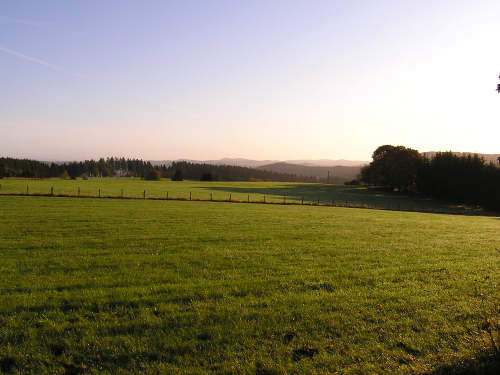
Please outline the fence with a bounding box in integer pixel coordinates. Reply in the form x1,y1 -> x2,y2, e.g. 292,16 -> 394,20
0,184 -> 484,215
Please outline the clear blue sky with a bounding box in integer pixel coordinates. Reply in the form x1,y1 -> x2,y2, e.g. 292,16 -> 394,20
1,0 -> 499,161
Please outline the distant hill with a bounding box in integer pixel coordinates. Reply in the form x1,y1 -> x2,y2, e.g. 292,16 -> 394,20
150,158 -> 367,168
257,162 -> 362,183
284,159 -> 367,167
202,158 -> 278,168
168,161 -> 320,182
423,152 -> 500,164
149,158 -> 276,168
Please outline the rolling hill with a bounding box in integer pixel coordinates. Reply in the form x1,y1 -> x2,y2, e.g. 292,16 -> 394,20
257,162 -> 362,183
150,158 -> 368,168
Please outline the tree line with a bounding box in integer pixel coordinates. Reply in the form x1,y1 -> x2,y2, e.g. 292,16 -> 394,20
0,157 -> 319,183
166,161 -> 318,182
0,157 -> 156,179
361,145 -> 500,211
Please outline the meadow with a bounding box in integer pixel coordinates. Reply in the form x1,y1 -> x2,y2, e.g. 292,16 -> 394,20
0,177 -> 488,214
0,194 -> 499,374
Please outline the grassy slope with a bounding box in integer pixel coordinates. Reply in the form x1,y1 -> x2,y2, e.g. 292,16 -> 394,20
0,196 -> 499,374
0,177 -> 486,214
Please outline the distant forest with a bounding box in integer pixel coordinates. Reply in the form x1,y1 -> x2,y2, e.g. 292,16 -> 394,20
0,157 -> 321,183
257,162 -> 361,184
361,145 -> 500,211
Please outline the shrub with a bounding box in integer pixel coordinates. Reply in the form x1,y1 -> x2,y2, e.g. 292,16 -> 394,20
200,172 -> 216,181
60,170 -> 70,180
344,179 -> 360,186
144,170 -> 161,181
172,169 -> 183,181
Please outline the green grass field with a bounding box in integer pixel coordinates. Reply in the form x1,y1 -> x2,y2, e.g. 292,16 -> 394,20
0,177 -> 488,214
0,194 -> 499,374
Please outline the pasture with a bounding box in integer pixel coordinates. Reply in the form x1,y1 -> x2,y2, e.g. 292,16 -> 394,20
0,194 -> 499,374
0,177 -> 488,214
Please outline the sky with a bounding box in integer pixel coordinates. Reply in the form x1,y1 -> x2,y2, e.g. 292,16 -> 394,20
1,0 -> 499,161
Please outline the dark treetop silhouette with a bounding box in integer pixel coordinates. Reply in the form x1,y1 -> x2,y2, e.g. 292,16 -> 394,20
361,145 -> 500,211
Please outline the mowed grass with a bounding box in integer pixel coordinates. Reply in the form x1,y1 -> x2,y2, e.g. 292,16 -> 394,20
0,196 -> 499,375
0,177 -> 486,214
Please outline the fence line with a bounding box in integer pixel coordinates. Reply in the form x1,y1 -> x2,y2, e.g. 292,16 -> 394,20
0,189 -> 485,215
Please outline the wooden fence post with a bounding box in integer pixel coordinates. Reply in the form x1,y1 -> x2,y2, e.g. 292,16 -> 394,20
78,187 -> 80,197
210,192 -> 212,201
229,194 -> 232,202
51,186 -> 54,196
143,190 -> 146,199
301,197 -> 304,205
166,191 -> 169,200
26,185 -> 29,195
263,195 -> 266,203
121,188 -> 123,198
189,192 -> 192,200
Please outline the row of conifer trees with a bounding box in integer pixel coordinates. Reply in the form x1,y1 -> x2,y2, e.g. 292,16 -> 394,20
0,157 -> 317,183
361,146 -> 500,211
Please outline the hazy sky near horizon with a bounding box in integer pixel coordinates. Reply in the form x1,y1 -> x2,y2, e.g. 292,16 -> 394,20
1,0 -> 499,161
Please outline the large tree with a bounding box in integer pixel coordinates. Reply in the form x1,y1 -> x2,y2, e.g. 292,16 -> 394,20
361,145 -> 423,191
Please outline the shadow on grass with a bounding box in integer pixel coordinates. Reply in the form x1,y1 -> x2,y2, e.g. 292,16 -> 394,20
196,184 -> 486,215
424,352 -> 500,375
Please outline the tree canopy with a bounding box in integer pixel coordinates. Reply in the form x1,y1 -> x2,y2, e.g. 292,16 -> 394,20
360,145 -> 423,192
360,145 -> 500,211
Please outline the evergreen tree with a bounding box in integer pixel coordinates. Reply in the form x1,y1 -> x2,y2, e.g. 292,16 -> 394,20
172,169 -> 183,181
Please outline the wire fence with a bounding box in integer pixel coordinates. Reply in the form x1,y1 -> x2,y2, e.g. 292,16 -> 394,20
0,183 -> 487,216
